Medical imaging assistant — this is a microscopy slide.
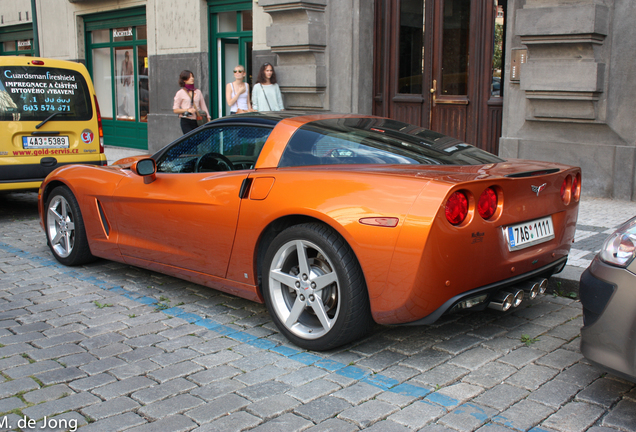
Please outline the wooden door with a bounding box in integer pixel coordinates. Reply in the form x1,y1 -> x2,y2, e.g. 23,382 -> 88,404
374,0 -> 504,154
373,0 -> 432,126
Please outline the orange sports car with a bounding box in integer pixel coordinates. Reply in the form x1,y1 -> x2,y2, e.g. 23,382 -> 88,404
39,113 -> 581,350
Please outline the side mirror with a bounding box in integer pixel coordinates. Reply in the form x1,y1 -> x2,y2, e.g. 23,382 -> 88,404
131,158 -> 157,184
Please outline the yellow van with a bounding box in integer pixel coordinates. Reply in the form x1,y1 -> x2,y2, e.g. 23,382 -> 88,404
0,56 -> 107,192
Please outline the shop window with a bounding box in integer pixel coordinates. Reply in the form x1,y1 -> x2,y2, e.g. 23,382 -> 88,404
2,39 -> 34,56
92,30 -> 110,44
491,0 -> 506,98
116,47 -> 134,119
92,47 -> 112,117
137,44 -> 149,122
88,25 -> 147,123
218,12 -> 236,33
398,0 -> 425,94
441,0 -> 470,96
241,11 -> 253,31
0,23 -> 35,57
137,25 -> 147,40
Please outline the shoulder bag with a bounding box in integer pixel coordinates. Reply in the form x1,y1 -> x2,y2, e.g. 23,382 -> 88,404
190,90 -> 208,126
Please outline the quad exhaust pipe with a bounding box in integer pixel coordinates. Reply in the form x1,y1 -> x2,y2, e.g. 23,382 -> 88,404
487,278 -> 548,311
519,278 -> 548,300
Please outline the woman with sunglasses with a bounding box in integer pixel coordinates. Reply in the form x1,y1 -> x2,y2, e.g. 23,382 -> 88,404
225,65 -> 254,114
252,63 -> 284,112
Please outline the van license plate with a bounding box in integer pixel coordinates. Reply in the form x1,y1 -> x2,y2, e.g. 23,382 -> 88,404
504,216 -> 555,251
23,136 -> 69,149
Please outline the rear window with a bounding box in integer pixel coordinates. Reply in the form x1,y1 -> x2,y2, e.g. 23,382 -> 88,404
279,117 -> 504,167
0,65 -> 92,122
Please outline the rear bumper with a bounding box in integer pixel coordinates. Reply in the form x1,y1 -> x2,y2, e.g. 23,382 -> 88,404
404,256 -> 568,325
579,258 -> 636,382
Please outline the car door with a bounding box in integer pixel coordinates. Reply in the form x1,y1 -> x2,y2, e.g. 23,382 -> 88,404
111,124 -> 272,278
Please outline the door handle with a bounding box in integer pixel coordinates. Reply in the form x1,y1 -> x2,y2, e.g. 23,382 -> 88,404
430,79 -> 437,105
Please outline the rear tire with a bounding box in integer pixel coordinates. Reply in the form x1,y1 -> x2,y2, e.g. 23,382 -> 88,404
45,186 -> 95,266
262,223 -> 373,350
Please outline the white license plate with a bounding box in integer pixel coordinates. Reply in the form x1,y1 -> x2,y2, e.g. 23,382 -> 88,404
504,216 -> 555,251
22,136 -> 69,149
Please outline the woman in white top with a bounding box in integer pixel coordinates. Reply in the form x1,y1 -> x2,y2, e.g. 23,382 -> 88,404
225,65 -> 254,114
252,63 -> 284,112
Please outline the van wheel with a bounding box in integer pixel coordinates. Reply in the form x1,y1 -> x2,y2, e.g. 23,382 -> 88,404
45,186 -> 95,266
262,223 -> 373,350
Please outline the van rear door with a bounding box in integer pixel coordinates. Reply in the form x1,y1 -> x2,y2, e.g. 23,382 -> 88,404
0,59 -> 106,191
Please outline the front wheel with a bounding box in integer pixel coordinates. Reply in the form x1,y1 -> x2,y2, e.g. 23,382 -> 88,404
45,186 -> 95,266
262,223 -> 373,350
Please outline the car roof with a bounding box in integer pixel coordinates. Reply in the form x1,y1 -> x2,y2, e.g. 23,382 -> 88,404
0,56 -> 90,73
207,111 -> 382,127
208,111 -> 315,127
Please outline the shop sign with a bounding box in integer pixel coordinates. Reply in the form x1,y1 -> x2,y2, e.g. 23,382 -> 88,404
17,40 -> 31,50
113,27 -> 133,41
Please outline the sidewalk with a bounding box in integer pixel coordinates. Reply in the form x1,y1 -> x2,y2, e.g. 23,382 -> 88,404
557,197 -> 636,282
104,146 -> 148,165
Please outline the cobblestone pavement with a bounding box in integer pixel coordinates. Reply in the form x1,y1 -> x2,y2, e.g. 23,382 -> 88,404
0,192 -> 635,432
567,198 -> 636,270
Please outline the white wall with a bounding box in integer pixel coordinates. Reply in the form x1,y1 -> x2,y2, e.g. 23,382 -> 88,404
0,0 -> 32,26
252,0 -> 272,52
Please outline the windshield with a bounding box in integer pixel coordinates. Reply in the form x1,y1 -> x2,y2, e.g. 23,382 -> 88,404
279,117 -> 504,167
0,65 -> 92,121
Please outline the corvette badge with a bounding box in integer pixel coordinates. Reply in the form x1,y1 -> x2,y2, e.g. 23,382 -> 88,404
531,183 -> 547,196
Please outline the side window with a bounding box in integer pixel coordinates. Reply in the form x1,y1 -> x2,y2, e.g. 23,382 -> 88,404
279,127 -> 418,167
156,126 -> 271,173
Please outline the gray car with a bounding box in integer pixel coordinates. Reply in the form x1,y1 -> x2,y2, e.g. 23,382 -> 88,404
580,216 -> 636,382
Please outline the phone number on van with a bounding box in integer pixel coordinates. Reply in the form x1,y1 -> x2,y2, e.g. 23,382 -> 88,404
23,136 -> 69,149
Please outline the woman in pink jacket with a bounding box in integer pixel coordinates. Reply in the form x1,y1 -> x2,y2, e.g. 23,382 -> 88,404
173,70 -> 211,134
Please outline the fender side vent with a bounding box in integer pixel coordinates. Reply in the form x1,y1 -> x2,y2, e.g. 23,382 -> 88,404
239,178 -> 253,199
505,168 -> 560,178
96,199 -> 110,237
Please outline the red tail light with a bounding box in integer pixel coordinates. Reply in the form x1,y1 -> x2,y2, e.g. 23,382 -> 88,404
572,173 -> 581,202
478,187 -> 497,220
561,175 -> 572,205
445,191 -> 469,225
94,95 -> 104,154
31,60 -> 45,65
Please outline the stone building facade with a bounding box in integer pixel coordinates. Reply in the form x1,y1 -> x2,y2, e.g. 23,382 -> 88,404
500,0 -> 635,200
1,0 -> 633,200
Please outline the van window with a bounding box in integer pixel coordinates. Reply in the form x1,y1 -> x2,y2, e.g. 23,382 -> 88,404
0,66 -> 92,122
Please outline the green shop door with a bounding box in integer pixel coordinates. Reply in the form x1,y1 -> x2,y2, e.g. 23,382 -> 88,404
85,8 -> 148,150
209,3 -> 253,119
219,37 -> 252,117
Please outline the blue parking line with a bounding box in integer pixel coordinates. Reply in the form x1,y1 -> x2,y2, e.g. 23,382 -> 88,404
315,358 -> 346,371
363,374 -> 400,390
458,403 -> 492,423
0,242 -> 434,401
290,352 -> 323,365
271,345 -> 300,357
425,390 -> 460,407
491,415 -> 517,431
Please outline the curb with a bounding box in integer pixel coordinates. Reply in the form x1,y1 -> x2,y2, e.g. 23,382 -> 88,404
547,264 -> 584,299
